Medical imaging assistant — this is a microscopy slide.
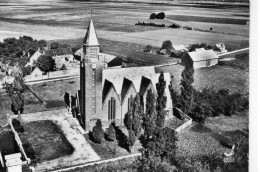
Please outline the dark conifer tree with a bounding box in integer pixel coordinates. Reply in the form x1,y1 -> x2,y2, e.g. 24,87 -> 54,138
156,72 -> 167,127
180,66 -> 195,114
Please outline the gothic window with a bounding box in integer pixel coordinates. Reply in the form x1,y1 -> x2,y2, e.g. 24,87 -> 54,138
108,97 -> 116,120
128,95 -> 133,111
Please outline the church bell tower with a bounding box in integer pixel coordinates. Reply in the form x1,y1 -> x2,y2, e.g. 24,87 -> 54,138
80,15 -> 103,131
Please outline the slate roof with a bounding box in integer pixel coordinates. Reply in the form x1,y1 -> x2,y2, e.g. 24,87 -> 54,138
107,56 -> 122,67
103,66 -> 156,94
139,77 -> 152,96
40,48 -> 73,57
0,56 -> 28,68
120,78 -> 138,104
21,66 -> 34,77
102,80 -> 121,105
83,19 -> 99,47
22,48 -> 37,59
187,49 -> 219,62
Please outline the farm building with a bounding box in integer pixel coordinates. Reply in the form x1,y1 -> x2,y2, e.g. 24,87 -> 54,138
214,43 -> 227,54
181,49 -> 219,69
71,18 -> 173,131
172,45 -> 188,52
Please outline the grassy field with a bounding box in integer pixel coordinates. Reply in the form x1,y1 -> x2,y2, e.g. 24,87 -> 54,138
0,1 -> 249,52
102,28 -> 248,51
19,120 -> 74,163
219,52 -> 249,71
156,64 -> 248,93
176,112 -> 248,159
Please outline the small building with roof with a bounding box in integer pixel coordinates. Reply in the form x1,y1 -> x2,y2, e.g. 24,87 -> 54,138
25,47 -> 74,66
172,45 -> 188,52
181,49 -> 219,69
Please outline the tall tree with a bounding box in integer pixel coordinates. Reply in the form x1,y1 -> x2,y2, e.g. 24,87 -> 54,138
36,55 -> 56,73
5,72 -> 26,116
143,89 -> 157,141
124,94 -> 143,138
50,42 -> 60,49
180,66 -> 195,114
168,75 -> 181,108
161,40 -> 172,54
156,72 -> 167,127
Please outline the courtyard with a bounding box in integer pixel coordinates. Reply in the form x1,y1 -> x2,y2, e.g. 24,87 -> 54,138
18,109 -> 100,171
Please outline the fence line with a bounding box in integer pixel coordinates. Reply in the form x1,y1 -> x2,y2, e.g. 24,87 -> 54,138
218,48 -> 249,58
173,108 -> 193,133
8,118 -> 31,165
51,153 -> 141,172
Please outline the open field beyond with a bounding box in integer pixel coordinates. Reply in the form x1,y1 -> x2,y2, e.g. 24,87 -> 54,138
0,1 -> 249,52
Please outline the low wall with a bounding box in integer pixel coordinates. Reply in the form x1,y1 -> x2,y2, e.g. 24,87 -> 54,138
25,68 -> 79,82
218,48 -> 249,59
51,153 -> 141,172
8,118 -> 31,165
174,108 -> 192,133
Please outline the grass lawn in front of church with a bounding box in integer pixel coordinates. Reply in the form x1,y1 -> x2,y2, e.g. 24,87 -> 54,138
18,120 -> 74,163
84,132 -> 142,160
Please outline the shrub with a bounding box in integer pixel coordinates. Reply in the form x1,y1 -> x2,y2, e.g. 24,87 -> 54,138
161,40 -> 173,54
92,119 -> 104,143
150,13 -> 157,19
143,45 -> 153,52
36,55 -> 56,72
12,119 -> 24,133
107,123 -> 116,141
170,51 -> 185,58
50,42 -> 60,49
170,23 -> 180,28
156,12 -> 165,19
128,130 -> 137,148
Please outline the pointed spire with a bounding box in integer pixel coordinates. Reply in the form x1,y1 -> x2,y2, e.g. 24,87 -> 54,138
83,11 -> 99,47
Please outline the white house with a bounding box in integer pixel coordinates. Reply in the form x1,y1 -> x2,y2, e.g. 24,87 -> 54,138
181,49 -> 219,69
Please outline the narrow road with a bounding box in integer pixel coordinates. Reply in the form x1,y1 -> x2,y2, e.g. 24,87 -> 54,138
25,75 -> 80,85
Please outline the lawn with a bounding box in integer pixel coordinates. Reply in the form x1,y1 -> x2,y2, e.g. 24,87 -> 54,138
156,64 -> 249,94
18,120 -> 74,163
84,125 -> 142,160
219,52 -> 249,71
176,112 -> 248,159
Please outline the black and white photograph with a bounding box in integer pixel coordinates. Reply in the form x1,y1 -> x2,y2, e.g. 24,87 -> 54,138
0,0 -> 255,171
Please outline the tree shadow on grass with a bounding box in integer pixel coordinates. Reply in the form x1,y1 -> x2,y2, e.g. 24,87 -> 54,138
211,132 -> 234,149
114,126 -> 131,153
190,124 -> 212,133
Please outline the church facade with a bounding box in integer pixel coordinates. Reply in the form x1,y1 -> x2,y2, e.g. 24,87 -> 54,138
73,19 -> 173,131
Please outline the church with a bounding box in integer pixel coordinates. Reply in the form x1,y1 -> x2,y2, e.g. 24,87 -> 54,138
73,18 -> 173,131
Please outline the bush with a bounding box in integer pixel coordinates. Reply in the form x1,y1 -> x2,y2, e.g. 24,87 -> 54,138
12,119 -> 24,133
36,55 -> 56,72
170,51 -> 185,58
169,23 -> 180,28
128,130 -> 137,148
50,42 -> 60,49
107,123 -> 116,141
156,12 -> 165,19
150,13 -> 157,19
92,119 -> 104,143
161,40 -> 173,54
143,45 -> 153,52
